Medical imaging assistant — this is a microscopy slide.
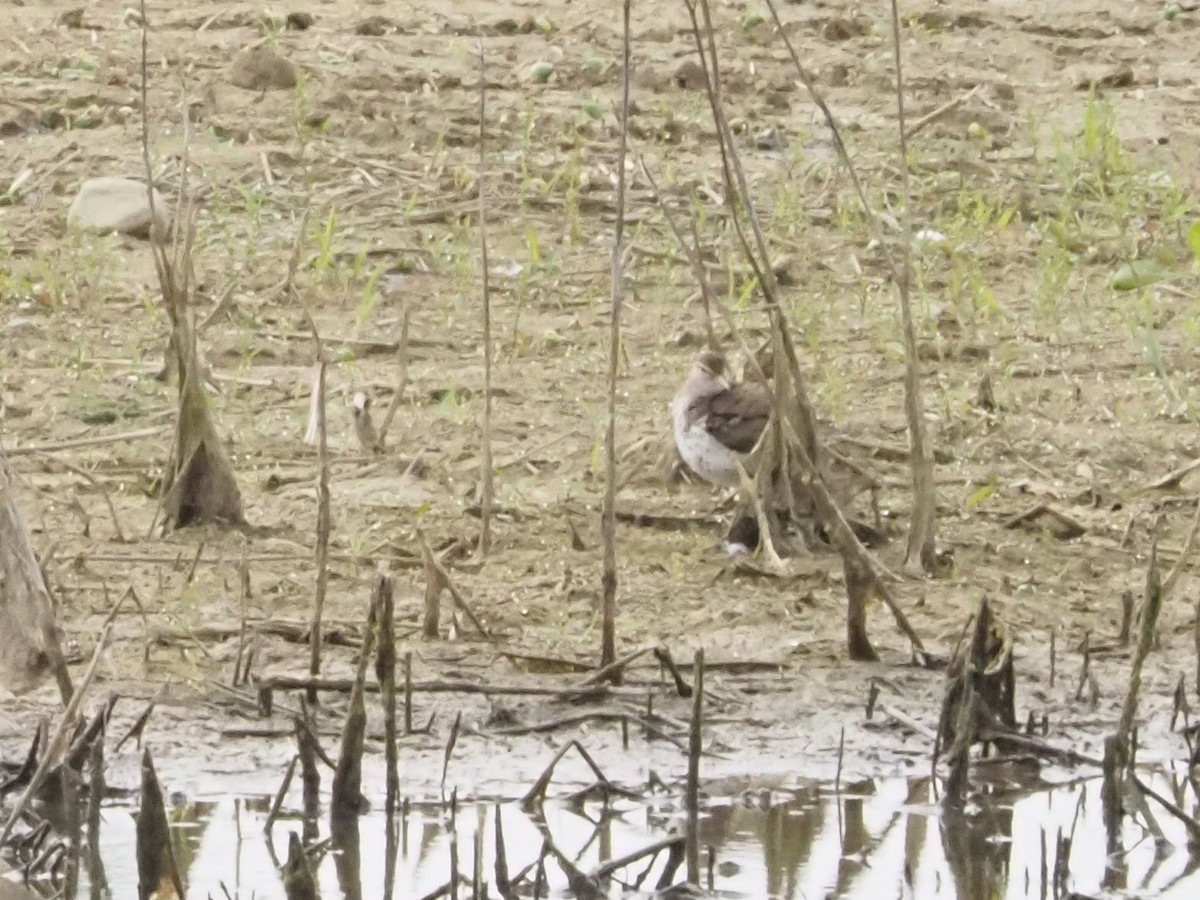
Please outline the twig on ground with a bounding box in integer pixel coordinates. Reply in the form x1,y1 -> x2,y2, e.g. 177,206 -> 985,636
904,85 -> 982,140
6,427 -> 165,457
582,645 -> 654,687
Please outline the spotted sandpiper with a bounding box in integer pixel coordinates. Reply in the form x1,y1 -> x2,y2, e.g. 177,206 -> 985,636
671,350 -> 771,488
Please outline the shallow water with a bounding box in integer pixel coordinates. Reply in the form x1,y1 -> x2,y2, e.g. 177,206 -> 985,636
17,771 -> 1200,899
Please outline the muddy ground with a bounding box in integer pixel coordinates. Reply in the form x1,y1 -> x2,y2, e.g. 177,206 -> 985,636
2,0 -> 1200,802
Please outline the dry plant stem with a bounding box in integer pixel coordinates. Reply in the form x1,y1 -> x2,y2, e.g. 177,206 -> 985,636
1129,772 -> 1200,847
582,644 -> 654,687
374,576 -> 398,817
685,648 -> 704,884
521,739 -> 626,810
599,0 -> 632,669
592,837 -> 685,881
37,454 -> 127,542
888,0 -> 937,575
734,459 -> 784,571
1195,593 -> 1200,698
377,298 -> 411,447
305,320 -> 332,705
0,455 -> 72,700
331,595 -> 379,820
282,203 -> 311,301
637,156 -> 717,348
761,0 -> 891,257
441,710 -> 462,793
405,650 -> 414,733
641,163 -> 766,395
684,2 -> 923,657
0,604 -> 120,846
140,3 -> 242,531
419,534 -> 495,641
137,749 -> 185,900
1161,498 -> 1200,600
1117,546 -> 1162,758
6,426 -> 164,456
264,755 -> 298,833
476,39 -> 495,557
422,540 -> 441,639
904,85 -> 981,140
493,804 -> 511,898
690,218 -> 718,348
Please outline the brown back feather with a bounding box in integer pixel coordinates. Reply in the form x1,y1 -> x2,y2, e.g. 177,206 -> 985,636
703,382 -> 771,453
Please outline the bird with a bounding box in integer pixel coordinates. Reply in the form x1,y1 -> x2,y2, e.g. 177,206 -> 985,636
671,350 -> 773,555
670,349 -> 772,489
351,391 -> 382,454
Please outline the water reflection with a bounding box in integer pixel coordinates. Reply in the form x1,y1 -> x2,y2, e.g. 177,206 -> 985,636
20,772 -> 1200,899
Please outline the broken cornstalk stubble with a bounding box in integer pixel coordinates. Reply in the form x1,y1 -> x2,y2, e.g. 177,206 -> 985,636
139,6 -> 243,531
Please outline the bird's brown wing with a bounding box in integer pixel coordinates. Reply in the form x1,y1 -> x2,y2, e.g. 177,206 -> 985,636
704,382 -> 771,453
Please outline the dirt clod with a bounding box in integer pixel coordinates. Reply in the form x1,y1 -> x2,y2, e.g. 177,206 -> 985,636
227,46 -> 298,91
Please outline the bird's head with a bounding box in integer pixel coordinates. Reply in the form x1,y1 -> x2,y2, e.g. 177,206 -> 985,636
694,350 -> 728,379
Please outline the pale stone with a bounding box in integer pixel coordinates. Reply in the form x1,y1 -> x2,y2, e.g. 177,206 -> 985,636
66,177 -> 171,240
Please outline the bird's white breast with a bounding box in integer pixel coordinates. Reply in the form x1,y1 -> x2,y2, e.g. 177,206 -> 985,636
671,396 -> 743,488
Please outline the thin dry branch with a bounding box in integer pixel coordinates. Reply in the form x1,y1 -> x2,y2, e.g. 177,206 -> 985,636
7,426 -> 165,456
302,316 -> 332,704
477,39 -> 495,557
1161,498 -> 1200,601
888,0 -> 938,574
600,0 -> 632,668
419,534 -> 494,642
376,299 -> 411,448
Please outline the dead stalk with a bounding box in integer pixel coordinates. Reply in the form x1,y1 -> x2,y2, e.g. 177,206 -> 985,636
305,317 -> 331,705
685,648 -> 704,884
0,597 -> 121,846
377,297 -> 411,447
140,0 -> 242,531
441,710 -> 462,795
887,0 -> 938,574
600,0 -> 632,668
476,38 -> 495,557
1117,545 -> 1162,755
137,749 -> 186,900
375,576 -> 398,816
331,591 -> 379,820
405,650 -> 414,733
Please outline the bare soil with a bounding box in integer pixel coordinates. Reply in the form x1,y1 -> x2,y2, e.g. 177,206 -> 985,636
3,0 -> 1200,799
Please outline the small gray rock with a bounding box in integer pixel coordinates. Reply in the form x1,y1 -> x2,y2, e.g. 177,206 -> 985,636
67,177 -> 171,240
